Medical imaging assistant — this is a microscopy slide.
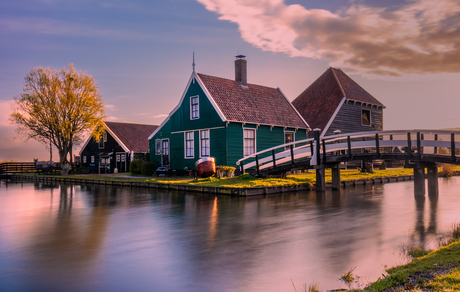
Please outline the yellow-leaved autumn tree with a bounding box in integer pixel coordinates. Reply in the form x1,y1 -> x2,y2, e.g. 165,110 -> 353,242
10,64 -> 106,165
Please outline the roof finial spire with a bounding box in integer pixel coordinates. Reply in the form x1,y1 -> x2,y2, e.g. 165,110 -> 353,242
192,51 -> 195,72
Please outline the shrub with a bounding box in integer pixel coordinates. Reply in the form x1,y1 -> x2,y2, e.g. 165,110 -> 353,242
452,222 -> 460,241
442,163 -> 454,177
141,161 -> 156,176
129,159 -> 143,175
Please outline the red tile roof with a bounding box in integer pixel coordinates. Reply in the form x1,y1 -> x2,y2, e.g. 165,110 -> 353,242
197,73 -> 308,129
292,67 -> 384,131
105,121 -> 158,152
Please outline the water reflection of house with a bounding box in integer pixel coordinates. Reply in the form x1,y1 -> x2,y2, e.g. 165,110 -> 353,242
80,121 -> 158,173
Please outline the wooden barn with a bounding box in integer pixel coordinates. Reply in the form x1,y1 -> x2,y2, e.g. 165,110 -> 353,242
80,121 -> 158,173
292,67 -> 385,137
148,55 -> 310,170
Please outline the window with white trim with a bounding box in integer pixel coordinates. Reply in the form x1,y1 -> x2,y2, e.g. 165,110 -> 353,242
185,131 -> 194,158
103,132 -> 107,142
190,96 -> 199,120
83,156 -> 87,164
155,139 -> 161,155
285,131 -> 294,150
362,109 -> 371,126
91,156 -> 95,163
200,130 -> 210,157
116,154 -> 120,162
121,154 -> 125,162
243,129 -> 256,156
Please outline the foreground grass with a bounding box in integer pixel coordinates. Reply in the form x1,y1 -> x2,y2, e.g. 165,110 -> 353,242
359,240 -> 460,291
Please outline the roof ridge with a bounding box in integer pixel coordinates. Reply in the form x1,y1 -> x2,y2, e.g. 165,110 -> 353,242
105,121 -> 158,127
331,68 -> 346,98
197,72 -> 279,91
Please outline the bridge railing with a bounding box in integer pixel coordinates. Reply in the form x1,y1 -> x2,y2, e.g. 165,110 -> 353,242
236,138 -> 315,173
319,129 -> 460,163
236,129 -> 460,174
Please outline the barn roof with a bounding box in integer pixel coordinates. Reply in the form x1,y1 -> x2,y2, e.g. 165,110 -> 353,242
292,67 -> 384,132
197,73 -> 309,129
104,121 -> 158,152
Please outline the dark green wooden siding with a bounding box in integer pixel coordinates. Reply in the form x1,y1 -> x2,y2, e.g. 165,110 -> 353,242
149,77 -> 309,170
226,123 -> 243,167
170,78 -> 225,132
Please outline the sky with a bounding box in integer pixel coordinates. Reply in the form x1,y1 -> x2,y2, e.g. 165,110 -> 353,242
1,0 -> 459,162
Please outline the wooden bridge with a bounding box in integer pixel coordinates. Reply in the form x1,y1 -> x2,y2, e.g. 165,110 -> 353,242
236,129 -> 460,196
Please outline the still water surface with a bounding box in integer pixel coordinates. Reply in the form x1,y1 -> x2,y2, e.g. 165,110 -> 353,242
1,178 -> 460,291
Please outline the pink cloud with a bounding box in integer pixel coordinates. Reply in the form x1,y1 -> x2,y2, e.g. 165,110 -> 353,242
197,0 -> 460,76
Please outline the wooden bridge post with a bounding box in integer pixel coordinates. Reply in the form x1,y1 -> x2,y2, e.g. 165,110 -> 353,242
331,164 -> 341,190
427,163 -> 439,197
413,163 -> 426,197
314,129 -> 326,191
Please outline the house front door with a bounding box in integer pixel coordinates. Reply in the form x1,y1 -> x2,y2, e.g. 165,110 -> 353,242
161,139 -> 170,166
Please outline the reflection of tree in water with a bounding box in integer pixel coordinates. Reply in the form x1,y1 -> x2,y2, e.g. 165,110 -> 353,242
27,184 -> 110,290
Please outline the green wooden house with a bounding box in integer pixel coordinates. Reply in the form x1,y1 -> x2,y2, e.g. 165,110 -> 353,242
148,55 -> 310,170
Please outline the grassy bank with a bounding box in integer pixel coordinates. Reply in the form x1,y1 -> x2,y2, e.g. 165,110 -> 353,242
17,166 -> 459,189
347,223 -> 460,292
19,168 -> 417,188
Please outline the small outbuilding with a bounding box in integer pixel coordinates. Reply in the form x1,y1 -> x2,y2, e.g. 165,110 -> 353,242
292,67 -> 385,137
79,121 -> 158,172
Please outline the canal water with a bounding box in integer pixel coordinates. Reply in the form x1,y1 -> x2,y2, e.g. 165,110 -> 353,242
1,178 -> 460,292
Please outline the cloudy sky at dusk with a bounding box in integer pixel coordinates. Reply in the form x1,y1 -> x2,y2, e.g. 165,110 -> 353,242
1,0 -> 459,161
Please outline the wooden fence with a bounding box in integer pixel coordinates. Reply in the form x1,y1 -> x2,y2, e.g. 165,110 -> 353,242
0,162 -> 37,174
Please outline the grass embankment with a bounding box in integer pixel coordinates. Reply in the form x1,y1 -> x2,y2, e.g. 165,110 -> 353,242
19,167 -> 432,189
355,224 -> 460,291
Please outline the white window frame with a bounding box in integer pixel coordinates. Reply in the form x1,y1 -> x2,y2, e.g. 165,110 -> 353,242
200,129 -> 210,157
243,128 -> 256,157
121,154 -> 125,162
155,139 -> 161,155
190,95 -> 199,120
362,109 -> 371,126
83,156 -> 87,164
162,139 -> 170,156
103,131 -> 107,142
284,131 -> 295,150
185,131 -> 194,158
116,154 -> 120,162
91,156 -> 95,163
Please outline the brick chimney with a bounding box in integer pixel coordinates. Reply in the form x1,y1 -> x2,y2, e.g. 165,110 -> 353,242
234,55 -> 247,86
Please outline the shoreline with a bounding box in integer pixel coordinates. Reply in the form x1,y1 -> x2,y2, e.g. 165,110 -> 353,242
9,173 -> 417,196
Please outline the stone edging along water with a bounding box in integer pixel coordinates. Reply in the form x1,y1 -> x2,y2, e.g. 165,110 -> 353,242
11,174 -> 416,196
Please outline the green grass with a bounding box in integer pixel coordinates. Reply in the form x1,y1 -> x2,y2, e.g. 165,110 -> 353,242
288,168 -> 414,183
16,167 -> 434,189
362,239 -> 460,291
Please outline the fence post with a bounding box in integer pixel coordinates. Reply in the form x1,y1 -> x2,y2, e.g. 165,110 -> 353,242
452,133 -> 456,162
255,155 -> 259,176
272,149 -> 277,169
375,133 -> 380,158
290,144 -> 295,165
417,132 -> 422,159
407,132 -> 412,159
314,129 -> 325,191
434,134 -> 438,154
322,139 -> 327,163
347,136 -> 352,159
